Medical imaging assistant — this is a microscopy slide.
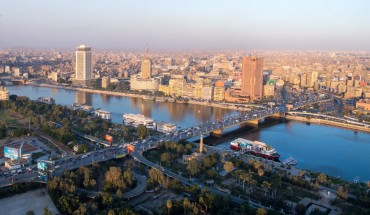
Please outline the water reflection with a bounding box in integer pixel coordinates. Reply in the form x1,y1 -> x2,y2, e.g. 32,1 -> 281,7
7,85 -> 237,128
75,91 -> 92,105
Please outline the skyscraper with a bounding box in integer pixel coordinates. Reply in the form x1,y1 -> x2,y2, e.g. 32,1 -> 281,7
141,48 -> 152,79
241,56 -> 263,100
75,45 -> 92,83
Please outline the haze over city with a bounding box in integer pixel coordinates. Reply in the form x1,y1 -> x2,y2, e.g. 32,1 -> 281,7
1,0 -> 370,50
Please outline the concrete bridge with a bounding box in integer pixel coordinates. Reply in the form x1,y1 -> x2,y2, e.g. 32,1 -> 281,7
71,129 -> 111,147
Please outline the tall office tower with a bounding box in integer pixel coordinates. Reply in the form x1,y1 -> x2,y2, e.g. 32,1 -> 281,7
300,73 -> 307,87
141,48 -> 152,79
241,56 -> 263,100
75,45 -> 92,81
307,71 -> 318,87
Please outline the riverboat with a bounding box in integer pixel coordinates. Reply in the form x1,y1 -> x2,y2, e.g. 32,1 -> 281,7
230,138 -> 280,159
123,113 -> 156,129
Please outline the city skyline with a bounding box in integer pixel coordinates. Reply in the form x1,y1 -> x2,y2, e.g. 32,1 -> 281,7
1,0 -> 370,51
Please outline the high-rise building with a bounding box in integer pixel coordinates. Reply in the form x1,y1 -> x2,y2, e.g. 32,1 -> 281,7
75,45 -> 92,83
141,48 -> 152,79
213,80 -> 225,101
307,71 -> 318,88
300,73 -> 307,88
102,76 -> 111,89
0,86 -> 9,101
241,56 -> 263,100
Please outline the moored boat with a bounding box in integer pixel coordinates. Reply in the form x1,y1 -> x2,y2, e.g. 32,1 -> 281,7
230,138 -> 280,159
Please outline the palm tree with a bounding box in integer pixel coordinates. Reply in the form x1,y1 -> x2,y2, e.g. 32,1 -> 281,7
183,198 -> 191,215
234,169 -> 244,184
270,174 -> 281,198
240,172 -> 248,191
166,199 -> 172,215
262,181 -> 271,197
258,168 -> 264,177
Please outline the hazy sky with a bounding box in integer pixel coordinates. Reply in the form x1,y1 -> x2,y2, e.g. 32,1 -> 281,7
1,0 -> 369,50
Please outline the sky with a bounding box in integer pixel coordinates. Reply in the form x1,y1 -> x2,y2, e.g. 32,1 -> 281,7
0,0 -> 369,51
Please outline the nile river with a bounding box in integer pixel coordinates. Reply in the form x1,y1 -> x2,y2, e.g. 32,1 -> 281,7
7,85 -> 370,181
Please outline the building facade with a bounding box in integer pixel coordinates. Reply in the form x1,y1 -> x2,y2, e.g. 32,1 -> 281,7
102,76 -> 111,89
75,45 -> 92,84
241,56 -> 263,100
0,86 -> 9,101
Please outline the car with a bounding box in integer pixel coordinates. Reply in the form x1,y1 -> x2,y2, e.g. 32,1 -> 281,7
55,165 -> 60,169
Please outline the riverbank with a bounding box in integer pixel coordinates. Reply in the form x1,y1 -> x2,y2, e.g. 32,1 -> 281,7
26,83 -> 250,111
285,115 -> 370,133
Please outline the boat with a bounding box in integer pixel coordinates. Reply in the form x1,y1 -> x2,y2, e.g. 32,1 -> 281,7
36,97 -> 55,105
156,122 -> 177,133
123,113 -> 156,129
95,109 -> 112,121
282,157 -> 298,166
230,138 -> 280,159
155,97 -> 167,102
143,96 -> 154,101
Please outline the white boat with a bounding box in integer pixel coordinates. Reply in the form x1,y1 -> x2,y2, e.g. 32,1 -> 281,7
123,113 -> 156,129
95,109 -> 112,120
36,97 -> 55,105
157,122 -> 177,133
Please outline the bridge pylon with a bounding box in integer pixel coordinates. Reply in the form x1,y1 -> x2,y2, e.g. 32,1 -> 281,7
246,118 -> 260,125
210,128 -> 223,137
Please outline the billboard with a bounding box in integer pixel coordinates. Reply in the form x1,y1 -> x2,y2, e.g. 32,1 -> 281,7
105,134 -> 113,143
127,144 -> 135,154
37,161 -> 47,171
4,146 -> 20,160
37,161 -> 48,181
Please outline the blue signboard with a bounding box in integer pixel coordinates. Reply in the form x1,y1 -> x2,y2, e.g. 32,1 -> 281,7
4,146 -> 19,160
37,161 -> 47,171
37,161 -> 48,181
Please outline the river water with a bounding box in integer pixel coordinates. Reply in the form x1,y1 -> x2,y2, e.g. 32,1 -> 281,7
7,85 -> 370,181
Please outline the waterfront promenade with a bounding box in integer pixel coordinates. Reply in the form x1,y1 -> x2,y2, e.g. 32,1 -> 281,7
26,83 -> 250,111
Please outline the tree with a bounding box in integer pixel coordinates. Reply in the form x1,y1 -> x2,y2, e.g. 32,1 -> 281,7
256,208 -> 267,215
187,159 -> 202,176
43,207 -> 52,215
185,143 -> 193,153
314,181 -> 320,191
183,198 -> 191,215
101,192 -> 113,207
137,125 -> 149,139
240,171 -> 254,192
161,152 -> 171,166
223,161 -> 234,174
108,209 -> 116,215
317,173 -> 327,184
148,168 -> 165,187
262,181 -> 271,197
73,204 -> 87,215
116,189 -> 123,199
258,168 -> 264,177
176,144 -> 184,155
270,174 -> 281,198
337,186 -> 349,199
233,169 -> 243,184
166,199 -> 172,215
